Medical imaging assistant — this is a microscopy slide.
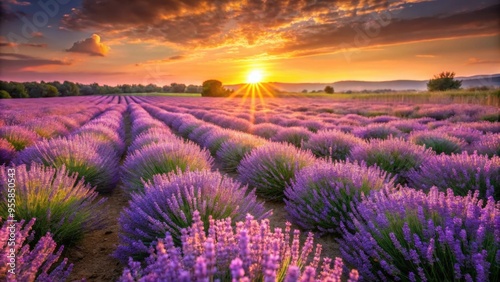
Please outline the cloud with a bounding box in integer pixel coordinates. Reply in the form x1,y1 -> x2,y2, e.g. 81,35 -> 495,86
0,40 -> 47,48
467,57 -> 500,65
416,54 -> 436,58
0,52 -> 71,71
6,0 -> 30,5
66,34 -> 111,56
60,0 -> 499,56
135,55 -> 187,66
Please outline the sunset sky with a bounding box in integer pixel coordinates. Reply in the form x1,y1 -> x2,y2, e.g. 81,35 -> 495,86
1,0 -> 499,86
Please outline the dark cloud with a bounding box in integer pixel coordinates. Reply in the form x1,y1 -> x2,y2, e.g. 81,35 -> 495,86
66,34 -> 110,56
0,40 -> 47,48
61,0 -> 500,55
0,52 -> 71,71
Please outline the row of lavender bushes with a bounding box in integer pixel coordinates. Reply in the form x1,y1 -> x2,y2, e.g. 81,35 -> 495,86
0,104 -> 110,164
0,101 -> 126,280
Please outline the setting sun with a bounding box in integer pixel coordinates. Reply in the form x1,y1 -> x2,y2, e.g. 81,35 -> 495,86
247,70 -> 264,84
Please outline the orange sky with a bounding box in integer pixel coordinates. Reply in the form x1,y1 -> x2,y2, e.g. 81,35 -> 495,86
1,0 -> 499,85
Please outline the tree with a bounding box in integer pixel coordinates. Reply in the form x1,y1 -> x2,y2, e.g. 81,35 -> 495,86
324,86 -> 334,94
301,89 -> 308,93
427,71 -> 462,91
201,80 -> 230,97
170,83 -> 186,93
0,90 -> 11,99
43,84 -> 59,97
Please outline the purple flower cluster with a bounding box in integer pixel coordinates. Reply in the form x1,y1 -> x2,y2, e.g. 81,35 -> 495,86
115,170 -> 271,261
216,132 -> 268,172
15,134 -> 120,193
251,122 -> 282,139
271,126 -> 312,148
0,138 -> 15,164
121,141 -> 213,193
0,126 -> 40,151
303,129 -> 365,161
285,161 -> 393,235
238,142 -> 316,201
0,163 -> 105,245
119,211 -> 358,282
352,124 -> 402,140
471,133 -> 500,158
350,137 -> 433,184
340,186 -> 499,281
408,151 -> 500,200
409,130 -> 466,155
1,218 -> 73,281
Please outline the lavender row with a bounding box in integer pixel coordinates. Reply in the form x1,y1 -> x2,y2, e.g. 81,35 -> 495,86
14,105 -> 126,193
0,104 -> 112,164
115,103 -> 271,263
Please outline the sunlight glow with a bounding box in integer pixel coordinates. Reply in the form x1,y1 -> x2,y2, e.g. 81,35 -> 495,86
247,70 -> 264,84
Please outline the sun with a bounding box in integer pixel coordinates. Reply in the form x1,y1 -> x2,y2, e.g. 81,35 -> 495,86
247,70 -> 264,84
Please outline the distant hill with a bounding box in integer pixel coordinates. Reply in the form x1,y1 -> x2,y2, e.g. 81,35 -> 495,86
226,74 -> 500,92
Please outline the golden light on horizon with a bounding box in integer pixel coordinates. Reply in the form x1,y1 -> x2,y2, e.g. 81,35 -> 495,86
247,70 -> 264,84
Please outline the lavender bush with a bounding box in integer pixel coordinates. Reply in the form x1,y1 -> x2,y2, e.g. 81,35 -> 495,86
408,151 -> 500,200
238,142 -> 316,201
0,218 -> 73,281
251,123 -> 281,139
216,134 -> 267,172
0,126 -> 39,151
303,129 -> 365,161
339,186 -> 499,281
201,129 -> 235,155
352,124 -> 402,140
409,130 -> 465,155
471,133 -> 500,158
115,170 -> 271,261
0,163 -> 105,245
272,127 -> 312,148
119,211 -> 359,282
285,161 -> 393,235
121,141 -> 213,193
350,138 -> 433,184
15,136 -> 120,193
128,127 -> 178,153
0,138 -> 15,164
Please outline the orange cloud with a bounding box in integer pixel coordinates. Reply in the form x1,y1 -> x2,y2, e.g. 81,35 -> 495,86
66,34 -> 110,56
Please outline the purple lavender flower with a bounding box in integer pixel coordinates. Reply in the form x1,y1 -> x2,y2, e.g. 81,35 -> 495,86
0,163 -> 105,245
0,126 -> 40,151
271,127 -> 313,148
201,128 -> 235,155
216,133 -> 268,172
0,138 -> 15,164
352,124 -> 402,140
285,160 -> 393,235
470,133 -> 500,158
15,135 -> 120,193
114,171 -> 271,261
0,218 -> 73,281
251,123 -> 282,139
350,137 -> 433,184
408,151 -> 500,200
238,142 -> 316,201
303,129 -> 365,162
339,186 -> 499,281
119,211 -> 358,281
409,130 -> 466,155
121,141 -> 213,193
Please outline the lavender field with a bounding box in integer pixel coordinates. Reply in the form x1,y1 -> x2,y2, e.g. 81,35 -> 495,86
1,95 -> 499,281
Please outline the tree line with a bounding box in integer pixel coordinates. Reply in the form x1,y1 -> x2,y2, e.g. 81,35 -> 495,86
0,81 -> 203,99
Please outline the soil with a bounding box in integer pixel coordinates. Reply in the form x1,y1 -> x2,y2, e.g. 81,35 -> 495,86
65,188 -> 129,282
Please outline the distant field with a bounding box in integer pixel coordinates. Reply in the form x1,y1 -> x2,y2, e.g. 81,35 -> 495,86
117,92 -> 201,97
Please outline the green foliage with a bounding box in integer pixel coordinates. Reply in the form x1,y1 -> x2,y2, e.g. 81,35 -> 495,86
43,84 -> 59,97
0,81 -> 28,98
427,71 -> 462,91
324,85 -> 334,94
201,79 -> 231,97
0,90 -> 11,99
